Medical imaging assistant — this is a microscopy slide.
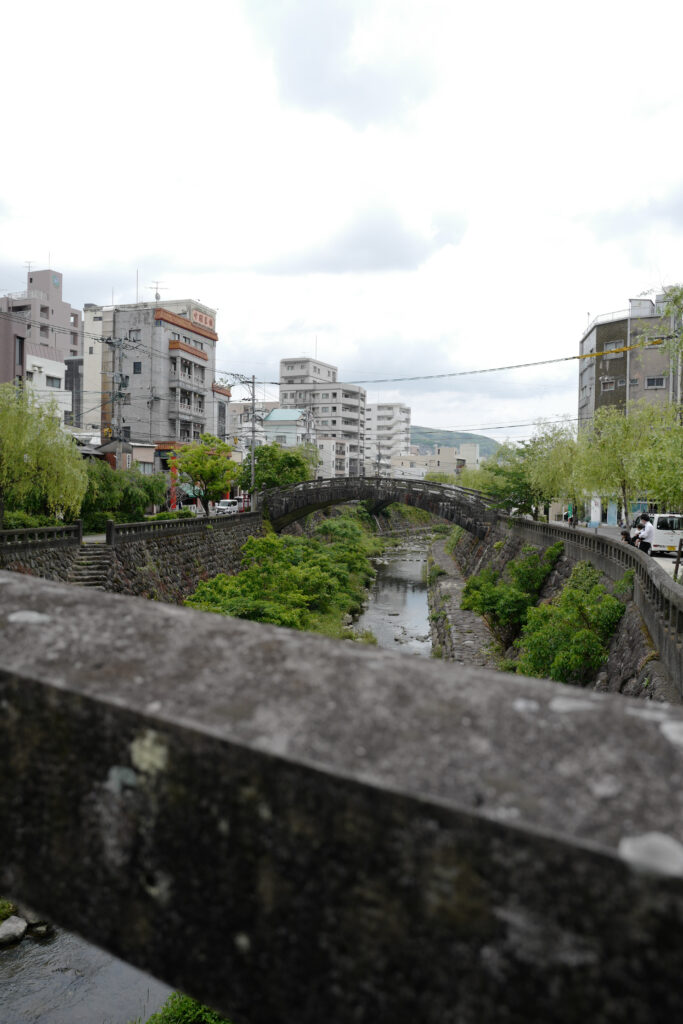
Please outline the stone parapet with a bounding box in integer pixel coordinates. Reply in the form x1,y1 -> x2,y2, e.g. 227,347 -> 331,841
3,570 -> 683,1021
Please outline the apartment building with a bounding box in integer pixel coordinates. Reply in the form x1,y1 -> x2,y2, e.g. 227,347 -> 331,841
263,408 -> 316,448
317,438 -> 351,478
0,268 -> 83,418
279,357 -> 366,476
84,299 -> 223,450
364,403 -> 411,476
578,294 -> 682,426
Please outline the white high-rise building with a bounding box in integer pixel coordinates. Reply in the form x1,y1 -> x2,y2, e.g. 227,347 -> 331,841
364,403 -> 411,476
279,357 -> 366,476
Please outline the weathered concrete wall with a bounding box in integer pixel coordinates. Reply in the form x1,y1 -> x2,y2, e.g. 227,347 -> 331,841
3,570 -> 683,1022
105,513 -> 264,602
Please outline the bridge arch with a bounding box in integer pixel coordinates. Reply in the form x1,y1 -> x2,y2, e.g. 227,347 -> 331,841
259,476 -> 494,535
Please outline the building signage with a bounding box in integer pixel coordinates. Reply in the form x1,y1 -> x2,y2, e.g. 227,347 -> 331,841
192,310 -> 215,330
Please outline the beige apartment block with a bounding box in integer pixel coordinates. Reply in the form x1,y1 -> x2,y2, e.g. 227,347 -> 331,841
279,357 -> 366,476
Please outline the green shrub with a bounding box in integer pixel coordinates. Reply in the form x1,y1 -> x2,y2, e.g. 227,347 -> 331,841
0,898 -> 16,923
186,515 -> 384,637
147,510 -> 195,521
445,525 -> 464,556
514,561 -> 626,685
460,542 -> 564,646
141,991 -> 230,1023
0,511 -> 61,530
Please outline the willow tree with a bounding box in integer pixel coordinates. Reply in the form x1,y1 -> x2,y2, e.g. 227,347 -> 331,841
575,401 -> 674,516
0,383 -> 87,528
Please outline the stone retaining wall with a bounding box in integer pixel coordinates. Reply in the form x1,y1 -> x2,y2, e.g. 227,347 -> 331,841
0,524 -> 82,582
105,512 -> 264,602
446,522 -> 680,703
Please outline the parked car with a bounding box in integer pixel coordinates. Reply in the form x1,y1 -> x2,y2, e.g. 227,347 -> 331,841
215,499 -> 239,516
630,513 -> 683,555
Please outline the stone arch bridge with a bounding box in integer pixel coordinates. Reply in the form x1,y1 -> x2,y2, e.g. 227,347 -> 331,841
259,476 -> 494,534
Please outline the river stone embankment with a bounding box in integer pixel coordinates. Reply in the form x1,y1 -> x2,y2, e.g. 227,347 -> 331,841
438,524 -> 679,702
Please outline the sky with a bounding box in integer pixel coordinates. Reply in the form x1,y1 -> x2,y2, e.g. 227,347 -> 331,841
2,0 -> 683,443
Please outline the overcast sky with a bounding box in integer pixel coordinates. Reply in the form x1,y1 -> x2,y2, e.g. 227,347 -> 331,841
2,0 -> 683,442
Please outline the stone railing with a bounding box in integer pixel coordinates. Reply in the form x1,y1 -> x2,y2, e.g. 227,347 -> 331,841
503,516 -> 683,691
3,569 -> 683,1021
0,521 -> 82,549
105,512 -> 260,549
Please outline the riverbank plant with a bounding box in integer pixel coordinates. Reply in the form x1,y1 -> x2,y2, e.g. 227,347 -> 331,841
137,991 -> 230,1024
185,508 -> 384,638
512,562 -> 626,685
0,898 -> 16,923
444,525 -> 464,557
460,541 -> 564,647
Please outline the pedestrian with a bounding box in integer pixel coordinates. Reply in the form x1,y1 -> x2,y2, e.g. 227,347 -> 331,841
620,529 -> 635,547
635,514 -> 654,555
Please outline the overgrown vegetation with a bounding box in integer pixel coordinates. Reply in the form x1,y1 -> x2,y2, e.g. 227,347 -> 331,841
138,991 -> 230,1024
0,898 -> 16,923
460,542 -> 564,647
444,525 -> 464,556
512,562 -> 626,685
80,461 -> 167,532
0,382 -> 87,528
185,508 -> 383,638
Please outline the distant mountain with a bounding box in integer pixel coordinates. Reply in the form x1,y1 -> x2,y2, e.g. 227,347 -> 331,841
411,426 -> 499,461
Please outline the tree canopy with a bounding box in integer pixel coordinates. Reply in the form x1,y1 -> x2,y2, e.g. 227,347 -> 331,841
0,383 -> 87,528
574,401 -> 682,514
170,433 -> 238,514
236,443 -> 313,492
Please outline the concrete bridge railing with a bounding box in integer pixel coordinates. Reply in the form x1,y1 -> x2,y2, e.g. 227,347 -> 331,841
3,569 -> 683,1021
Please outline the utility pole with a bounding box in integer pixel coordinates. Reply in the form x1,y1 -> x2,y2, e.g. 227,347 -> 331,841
250,374 -> 256,490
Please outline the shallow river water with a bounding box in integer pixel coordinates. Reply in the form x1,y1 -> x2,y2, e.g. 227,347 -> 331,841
355,535 -> 432,655
1,536 -> 433,1023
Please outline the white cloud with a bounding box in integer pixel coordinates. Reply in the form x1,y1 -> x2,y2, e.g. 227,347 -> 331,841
3,0 -> 683,441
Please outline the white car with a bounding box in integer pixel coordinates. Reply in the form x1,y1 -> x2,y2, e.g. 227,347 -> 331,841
215,499 -> 239,516
631,513 -> 683,555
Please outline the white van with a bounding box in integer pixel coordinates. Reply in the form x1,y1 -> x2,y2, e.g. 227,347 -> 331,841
215,499 -> 239,516
631,513 -> 683,555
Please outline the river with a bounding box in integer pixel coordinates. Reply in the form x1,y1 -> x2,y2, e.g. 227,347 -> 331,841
354,534 -> 432,656
1,536 -> 433,1023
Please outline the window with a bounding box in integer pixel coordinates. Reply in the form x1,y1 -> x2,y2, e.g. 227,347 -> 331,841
25,371 -> 33,381
601,379 -> 615,392
89,346 -> 94,355
93,316 -> 102,322
129,329 -> 141,342
14,336 -> 24,365
46,376 -> 61,388
603,341 -> 623,360
276,434 -> 287,443
646,376 -> 665,388
617,378 -> 626,387
630,377 -> 639,386
133,361 -> 142,374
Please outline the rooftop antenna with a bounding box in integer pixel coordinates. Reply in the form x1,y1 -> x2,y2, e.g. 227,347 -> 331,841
148,281 -> 168,302
24,260 -> 33,277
